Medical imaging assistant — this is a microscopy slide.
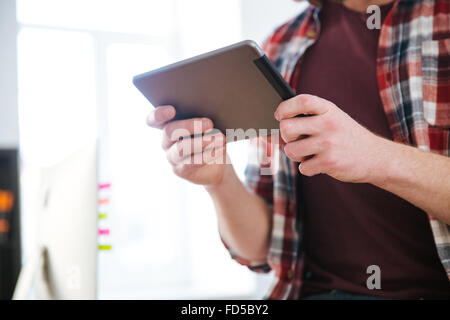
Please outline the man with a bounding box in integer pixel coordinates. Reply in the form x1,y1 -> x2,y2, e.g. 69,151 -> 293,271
147,0 -> 450,299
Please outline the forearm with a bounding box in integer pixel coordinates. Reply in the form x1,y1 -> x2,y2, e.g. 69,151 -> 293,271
370,136 -> 450,224
205,164 -> 272,262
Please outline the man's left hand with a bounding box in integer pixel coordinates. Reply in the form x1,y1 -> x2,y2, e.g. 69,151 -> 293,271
275,94 -> 388,183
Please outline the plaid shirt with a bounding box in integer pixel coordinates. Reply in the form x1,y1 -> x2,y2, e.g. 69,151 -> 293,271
224,0 -> 450,299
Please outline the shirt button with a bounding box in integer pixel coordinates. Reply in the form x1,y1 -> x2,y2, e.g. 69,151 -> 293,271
305,271 -> 313,279
306,30 -> 316,38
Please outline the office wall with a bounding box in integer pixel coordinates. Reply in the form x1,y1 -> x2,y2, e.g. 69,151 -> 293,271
0,0 -> 19,148
0,0 -> 305,148
240,0 -> 307,43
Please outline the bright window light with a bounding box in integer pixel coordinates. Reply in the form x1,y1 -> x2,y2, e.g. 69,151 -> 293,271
17,0 -> 262,299
176,0 -> 242,57
101,43 -> 187,293
17,27 -> 97,166
16,0 -> 176,37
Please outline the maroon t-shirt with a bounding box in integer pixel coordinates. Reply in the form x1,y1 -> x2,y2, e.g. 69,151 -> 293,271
296,1 -> 450,299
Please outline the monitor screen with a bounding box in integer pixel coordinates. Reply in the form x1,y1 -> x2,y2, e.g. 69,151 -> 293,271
0,149 -> 21,299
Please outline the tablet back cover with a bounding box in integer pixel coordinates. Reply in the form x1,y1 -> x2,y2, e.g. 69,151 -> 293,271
133,41 -> 293,141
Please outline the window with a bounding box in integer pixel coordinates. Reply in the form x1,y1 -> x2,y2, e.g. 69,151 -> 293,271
17,0 -> 268,299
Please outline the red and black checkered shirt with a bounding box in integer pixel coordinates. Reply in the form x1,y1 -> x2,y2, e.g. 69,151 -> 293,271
224,0 -> 450,299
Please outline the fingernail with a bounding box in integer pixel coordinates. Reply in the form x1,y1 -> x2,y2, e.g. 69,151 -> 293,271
164,106 -> 175,118
155,107 -> 173,122
274,111 -> 279,121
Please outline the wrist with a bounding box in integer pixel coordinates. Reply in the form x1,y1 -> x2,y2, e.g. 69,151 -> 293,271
366,135 -> 409,188
204,163 -> 238,195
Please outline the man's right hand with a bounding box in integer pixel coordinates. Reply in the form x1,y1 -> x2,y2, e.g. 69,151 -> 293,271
147,105 -> 228,187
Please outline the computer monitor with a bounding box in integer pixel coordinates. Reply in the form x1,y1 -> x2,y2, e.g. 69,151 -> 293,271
0,149 -> 21,300
13,143 -> 98,299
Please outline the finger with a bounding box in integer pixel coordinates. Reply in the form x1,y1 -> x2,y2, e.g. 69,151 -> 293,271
297,155 -> 315,163
172,162 -> 204,178
166,132 -> 225,165
275,94 -> 330,120
298,155 -> 323,177
174,145 -> 226,167
162,118 -> 214,150
203,145 -> 227,164
279,115 -> 324,143
147,105 -> 176,129
283,136 -> 323,162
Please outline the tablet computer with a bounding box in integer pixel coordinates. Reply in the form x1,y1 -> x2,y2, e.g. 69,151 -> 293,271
133,40 -> 295,141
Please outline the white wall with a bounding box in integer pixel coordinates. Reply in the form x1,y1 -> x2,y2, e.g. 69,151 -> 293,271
0,0 -> 306,150
240,0 -> 307,44
0,0 -> 19,148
